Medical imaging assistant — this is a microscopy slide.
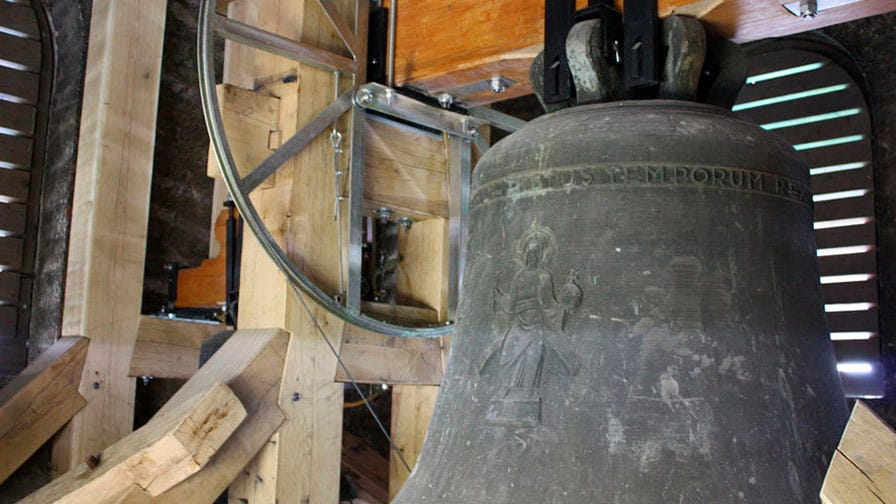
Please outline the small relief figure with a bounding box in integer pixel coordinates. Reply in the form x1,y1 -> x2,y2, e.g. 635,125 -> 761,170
479,222 -> 582,427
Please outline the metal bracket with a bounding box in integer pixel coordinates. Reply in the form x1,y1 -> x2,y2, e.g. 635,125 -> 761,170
354,83 -> 488,140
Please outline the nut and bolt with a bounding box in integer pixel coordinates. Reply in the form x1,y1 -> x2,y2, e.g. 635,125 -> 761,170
92,382 -> 100,390
373,207 -> 395,223
85,454 -> 101,470
490,76 -> 506,93
799,0 -> 818,18
396,217 -> 414,230
356,89 -> 374,105
292,392 -> 302,402
437,93 -> 454,109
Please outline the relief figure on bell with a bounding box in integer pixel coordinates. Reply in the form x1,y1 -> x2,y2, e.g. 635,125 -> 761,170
479,222 -> 582,427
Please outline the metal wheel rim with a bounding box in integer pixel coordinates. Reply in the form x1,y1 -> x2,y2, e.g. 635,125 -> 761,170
197,0 -> 452,337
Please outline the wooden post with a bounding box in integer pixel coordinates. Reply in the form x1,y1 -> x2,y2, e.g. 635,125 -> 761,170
220,0 -> 357,502
0,337 -> 89,483
51,0 -> 167,474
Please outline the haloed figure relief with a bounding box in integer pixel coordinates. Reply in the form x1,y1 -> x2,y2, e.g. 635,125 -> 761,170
479,222 -> 582,427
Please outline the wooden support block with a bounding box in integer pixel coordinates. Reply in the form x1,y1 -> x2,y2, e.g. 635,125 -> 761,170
388,385 -> 438,501
53,0 -> 167,474
0,337 -> 88,484
364,117 -> 449,219
337,323 -> 444,386
206,84 -> 280,186
149,328 -> 289,503
128,316 -> 226,379
821,401 -> 896,503
20,382 -> 247,503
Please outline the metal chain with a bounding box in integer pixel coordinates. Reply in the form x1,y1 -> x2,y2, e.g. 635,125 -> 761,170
289,282 -> 413,473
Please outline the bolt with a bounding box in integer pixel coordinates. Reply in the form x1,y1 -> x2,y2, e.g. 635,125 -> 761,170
141,376 -> 153,386
799,0 -> 818,18
85,454 -> 100,470
292,392 -> 302,402
384,88 -> 395,106
396,217 -> 414,230
490,76 -> 506,94
356,89 -> 374,106
373,207 -> 395,223
92,382 -> 100,390
437,93 -> 454,109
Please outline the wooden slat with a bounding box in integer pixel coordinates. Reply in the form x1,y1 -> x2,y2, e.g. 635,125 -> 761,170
0,1 -> 40,39
737,87 -> 864,128
0,133 -> 33,168
0,167 -> 30,201
800,138 -> 872,170
811,166 -> 873,196
0,237 -> 23,268
0,31 -> 40,71
149,328 -> 289,503
0,66 -> 39,104
818,252 -> 877,278
0,337 -> 88,484
0,100 -> 35,136
822,280 -> 878,305
772,116 -> 870,151
814,193 -> 875,222
825,308 -> 879,333
0,271 -> 19,302
821,401 -> 896,503
52,0 -> 167,474
815,223 -> 876,250
20,382 -> 247,503
832,338 -> 881,363
0,201 -> 26,234
364,117 -> 448,219
0,305 -> 15,338
128,316 -> 226,379
737,65 -> 852,104
742,49 -> 828,78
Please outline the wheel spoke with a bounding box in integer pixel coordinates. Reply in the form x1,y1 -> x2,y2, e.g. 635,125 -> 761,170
212,13 -> 356,75
317,0 -> 360,60
241,90 -> 353,193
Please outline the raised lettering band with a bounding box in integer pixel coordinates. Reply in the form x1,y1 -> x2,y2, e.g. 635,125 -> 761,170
472,165 -> 813,207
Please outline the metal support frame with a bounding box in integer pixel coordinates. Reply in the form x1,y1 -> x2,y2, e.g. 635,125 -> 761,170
199,0 -> 524,336
447,135 -> 471,322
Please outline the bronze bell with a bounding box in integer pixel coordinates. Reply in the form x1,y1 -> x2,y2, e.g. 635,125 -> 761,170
392,14 -> 848,504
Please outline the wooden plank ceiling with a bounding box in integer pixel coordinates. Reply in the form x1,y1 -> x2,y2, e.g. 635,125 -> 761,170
389,0 -> 896,105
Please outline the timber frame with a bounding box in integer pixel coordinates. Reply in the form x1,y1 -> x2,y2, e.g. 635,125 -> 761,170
1,0 -> 896,503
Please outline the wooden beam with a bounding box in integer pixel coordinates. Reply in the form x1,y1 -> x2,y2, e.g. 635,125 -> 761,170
0,337 -> 88,484
821,401 -> 896,504
388,385 -> 438,501
342,432 -> 389,504
146,328 -> 290,503
392,0 -> 896,106
52,0 -> 167,474
20,382 -> 246,503
337,322 -> 444,386
221,0 -> 356,501
128,316 -> 226,380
